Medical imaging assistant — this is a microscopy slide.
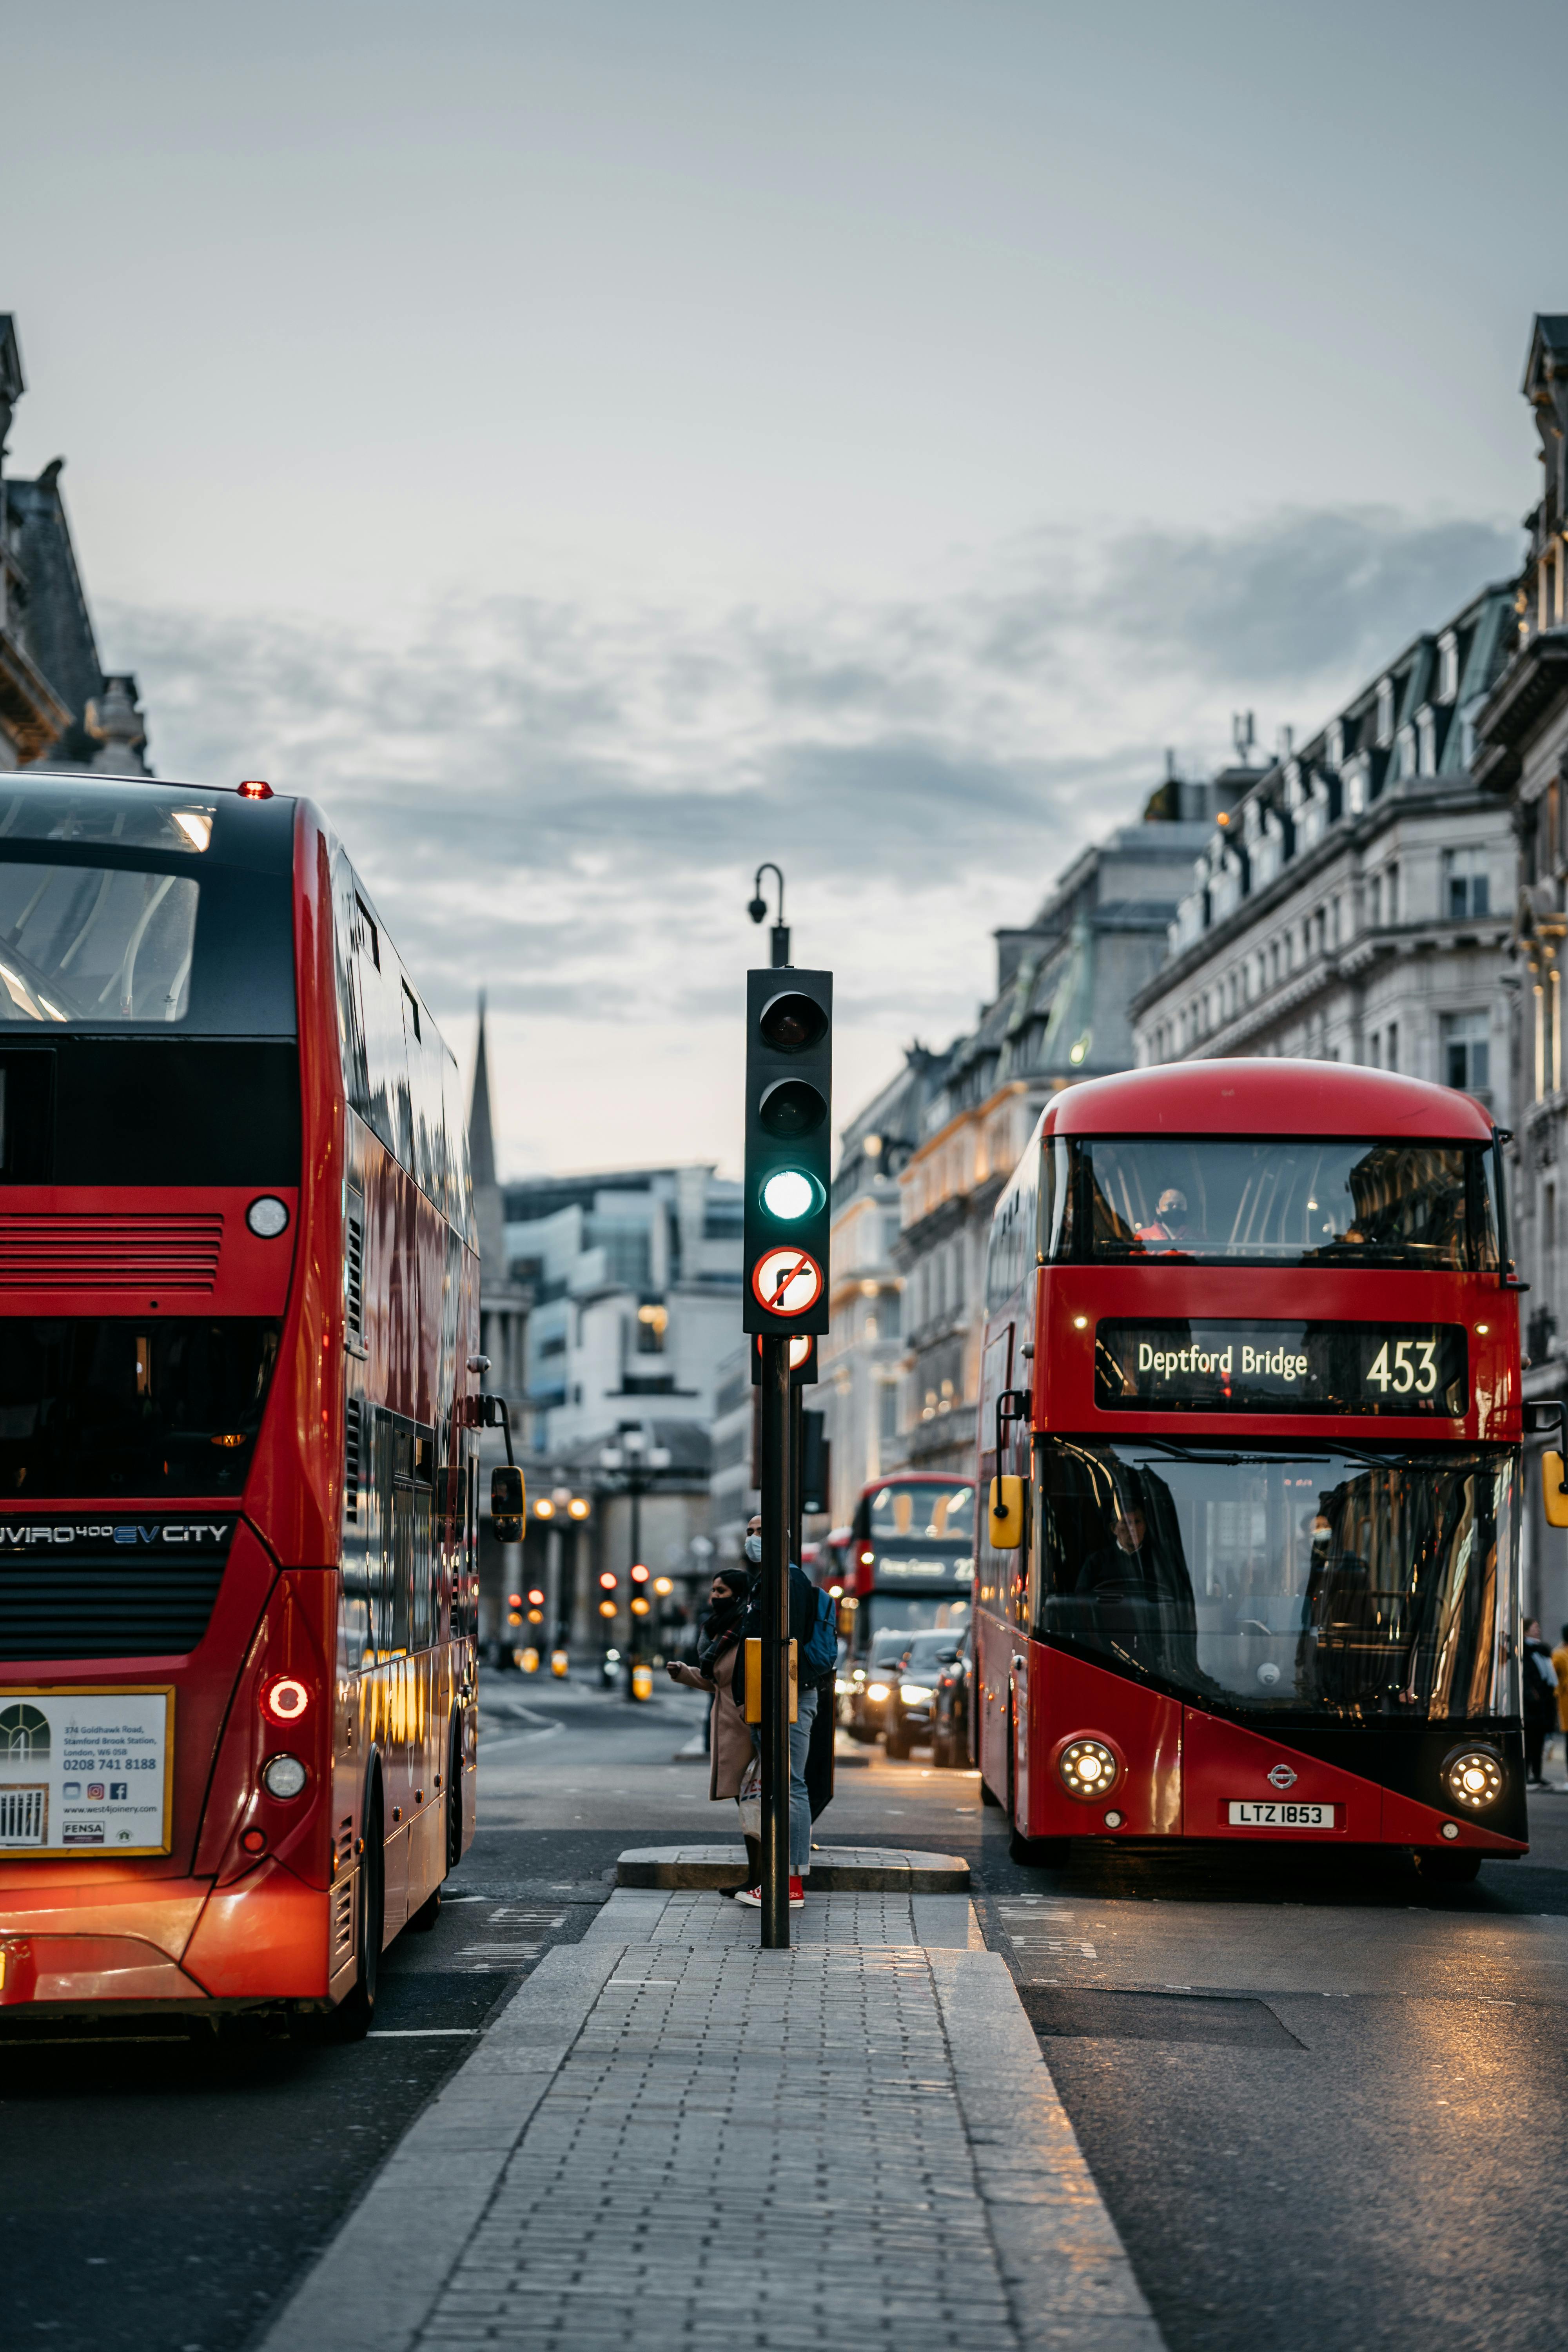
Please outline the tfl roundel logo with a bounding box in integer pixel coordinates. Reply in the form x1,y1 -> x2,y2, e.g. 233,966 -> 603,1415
1267,1763 -> 1298,1791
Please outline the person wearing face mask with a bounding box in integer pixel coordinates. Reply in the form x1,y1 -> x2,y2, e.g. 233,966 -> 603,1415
666,1566 -> 762,1880
730,1514 -> 837,1909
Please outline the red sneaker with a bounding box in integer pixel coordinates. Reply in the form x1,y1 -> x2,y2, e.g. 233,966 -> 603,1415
733,1885 -> 762,1907
789,1876 -> 806,1908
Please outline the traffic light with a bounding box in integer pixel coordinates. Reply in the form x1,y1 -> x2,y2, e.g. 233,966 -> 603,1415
743,969 -> 832,1338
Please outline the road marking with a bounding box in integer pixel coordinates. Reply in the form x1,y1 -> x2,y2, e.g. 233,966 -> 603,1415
368,2028 -> 482,2038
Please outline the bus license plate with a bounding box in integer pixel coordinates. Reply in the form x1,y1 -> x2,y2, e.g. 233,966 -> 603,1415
1228,1800 -> 1334,1829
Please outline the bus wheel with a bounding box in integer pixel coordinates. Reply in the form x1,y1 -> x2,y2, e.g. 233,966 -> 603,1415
885,1729 -> 910,1761
931,1733 -> 953,1770
1414,1847 -> 1483,1885
331,1781 -> 385,2039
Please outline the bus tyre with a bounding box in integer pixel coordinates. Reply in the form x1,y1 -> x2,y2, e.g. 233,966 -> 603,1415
885,1728 -> 910,1761
332,1780 -> 385,2040
931,1733 -> 953,1770
1414,1847 -> 1483,1885
1009,1828 -> 1070,1869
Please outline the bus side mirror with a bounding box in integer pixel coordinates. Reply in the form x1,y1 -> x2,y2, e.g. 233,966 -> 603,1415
989,1475 -> 1023,1551
492,1465 -> 525,1543
1544,1452 -> 1568,1531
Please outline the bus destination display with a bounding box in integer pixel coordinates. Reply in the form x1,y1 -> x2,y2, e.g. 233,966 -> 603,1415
1094,1319 -> 1468,1417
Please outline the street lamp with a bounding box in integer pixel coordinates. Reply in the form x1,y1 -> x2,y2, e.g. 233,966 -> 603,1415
748,862 -> 790,969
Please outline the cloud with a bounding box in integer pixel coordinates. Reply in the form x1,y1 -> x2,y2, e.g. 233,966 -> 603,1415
980,506 -> 1521,689
103,497 -> 1520,1170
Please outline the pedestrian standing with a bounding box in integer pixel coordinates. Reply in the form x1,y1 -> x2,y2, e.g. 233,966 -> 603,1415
1523,1617 -> 1558,1788
665,1567 -> 761,1880
732,1512 -> 837,1911
1553,1624 -> 1568,1786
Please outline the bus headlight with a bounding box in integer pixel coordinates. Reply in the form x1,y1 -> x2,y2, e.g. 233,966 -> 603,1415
262,1753 -> 308,1800
1059,1739 -> 1120,1799
1443,1748 -> 1504,1809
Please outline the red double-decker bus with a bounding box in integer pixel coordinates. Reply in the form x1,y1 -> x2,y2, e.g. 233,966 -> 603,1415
977,1061 -> 1529,1881
0,773 -> 481,2033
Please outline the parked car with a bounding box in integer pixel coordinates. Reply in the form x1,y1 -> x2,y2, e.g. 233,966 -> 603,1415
846,1629 -> 915,1742
929,1625 -> 973,1769
884,1630 -> 964,1759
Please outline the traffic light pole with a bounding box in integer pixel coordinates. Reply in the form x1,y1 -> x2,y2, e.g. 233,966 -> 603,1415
759,1332 -> 792,1948
789,1384 -> 804,1570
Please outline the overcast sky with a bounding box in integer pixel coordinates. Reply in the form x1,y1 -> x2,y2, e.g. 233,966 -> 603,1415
6,0 -> 1566,1173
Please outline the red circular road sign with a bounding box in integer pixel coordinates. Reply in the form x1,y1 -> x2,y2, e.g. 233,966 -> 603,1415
751,1247 -> 824,1317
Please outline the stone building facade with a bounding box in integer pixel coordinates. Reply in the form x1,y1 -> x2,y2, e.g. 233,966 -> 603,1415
818,1045 -> 941,1524
0,315 -> 149,775
1477,312 -> 1568,1633
1132,583 -> 1517,1123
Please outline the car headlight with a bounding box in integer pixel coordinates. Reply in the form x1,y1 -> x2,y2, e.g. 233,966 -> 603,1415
835,1677 -> 853,1694
1059,1738 -> 1119,1799
1443,1746 -> 1504,1809
866,1682 -> 890,1702
262,1753 -> 308,1800
899,1682 -> 934,1706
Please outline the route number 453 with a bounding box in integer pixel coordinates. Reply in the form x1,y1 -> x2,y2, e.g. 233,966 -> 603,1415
1366,1339 -> 1438,1394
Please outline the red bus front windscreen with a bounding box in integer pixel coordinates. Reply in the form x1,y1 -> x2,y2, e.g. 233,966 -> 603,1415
1035,1436 -> 1517,1725
0,1319 -> 281,1497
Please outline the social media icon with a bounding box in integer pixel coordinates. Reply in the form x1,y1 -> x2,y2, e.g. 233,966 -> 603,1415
110,1782 -> 128,1800
87,1782 -> 105,1800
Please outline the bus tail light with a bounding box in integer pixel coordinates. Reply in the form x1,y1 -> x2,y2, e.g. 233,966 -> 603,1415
1059,1737 -> 1121,1800
260,1675 -> 311,1728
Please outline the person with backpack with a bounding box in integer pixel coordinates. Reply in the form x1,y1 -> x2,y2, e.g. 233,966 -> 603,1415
731,1513 -> 838,1909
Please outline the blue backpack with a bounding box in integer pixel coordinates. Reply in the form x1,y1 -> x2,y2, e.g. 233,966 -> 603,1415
800,1585 -> 839,1685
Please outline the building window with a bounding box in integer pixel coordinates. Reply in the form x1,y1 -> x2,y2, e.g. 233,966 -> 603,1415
1441,1012 -> 1490,1095
1416,707 -> 1437,776
1376,677 -> 1396,748
1386,865 -> 1399,924
1437,631 -> 1459,704
635,1302 -> 668,1354
1443,848 -> 1490,920
1385,1020 -> 1399,1073
879,1381 -> 899,1442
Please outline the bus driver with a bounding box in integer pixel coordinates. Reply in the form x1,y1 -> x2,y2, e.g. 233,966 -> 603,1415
1074,1494 -> 1200,1674
1136,1187 -> 1196,1247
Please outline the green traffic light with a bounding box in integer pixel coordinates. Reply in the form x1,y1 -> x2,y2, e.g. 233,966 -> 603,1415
762,1168 -> 816,1220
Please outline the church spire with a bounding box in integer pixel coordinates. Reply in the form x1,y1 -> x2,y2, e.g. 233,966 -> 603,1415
469,990 -> 498,1191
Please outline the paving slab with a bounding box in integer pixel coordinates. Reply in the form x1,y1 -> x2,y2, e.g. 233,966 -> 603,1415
616,1841 -> 969,1891
257,1892 -> 1160,2352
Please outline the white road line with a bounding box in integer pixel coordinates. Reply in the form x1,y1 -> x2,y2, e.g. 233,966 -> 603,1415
367,2028 -> 482,2038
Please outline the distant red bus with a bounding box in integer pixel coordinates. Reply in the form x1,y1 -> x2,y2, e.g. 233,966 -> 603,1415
976,1061 -> 1528,1881
837,1473 -> 974,1731
0,774 -> 480,2031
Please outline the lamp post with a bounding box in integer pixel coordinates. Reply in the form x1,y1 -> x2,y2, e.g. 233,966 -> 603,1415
597,1428 -> 673,1697
748,862 -> 790,969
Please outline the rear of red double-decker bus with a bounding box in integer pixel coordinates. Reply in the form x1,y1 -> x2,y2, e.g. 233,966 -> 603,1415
977,1060 -> 1528,1881
0,772 -> 481,2031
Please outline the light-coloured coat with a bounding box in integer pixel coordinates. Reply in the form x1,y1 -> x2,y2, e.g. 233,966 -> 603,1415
668,1638 -> 754,1799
